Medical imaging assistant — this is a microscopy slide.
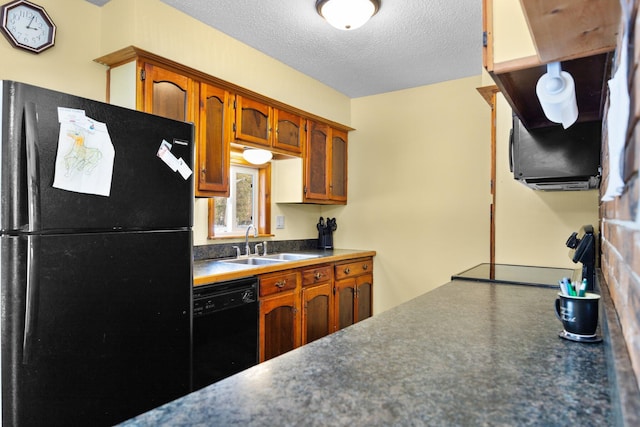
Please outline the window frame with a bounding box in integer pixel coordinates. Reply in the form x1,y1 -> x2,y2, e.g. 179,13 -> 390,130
207,152 -> 271,239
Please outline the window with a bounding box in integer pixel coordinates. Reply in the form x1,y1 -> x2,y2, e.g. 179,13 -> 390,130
213,165 -> 258,235
208,158 -> 271,238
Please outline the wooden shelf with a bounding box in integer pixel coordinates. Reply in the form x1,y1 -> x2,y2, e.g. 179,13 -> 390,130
490,52 -> 613,129
520,0 -> 620,63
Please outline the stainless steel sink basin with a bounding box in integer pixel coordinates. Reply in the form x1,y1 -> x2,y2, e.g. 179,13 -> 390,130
222,257 -> 287,266
263,253 -> 322,261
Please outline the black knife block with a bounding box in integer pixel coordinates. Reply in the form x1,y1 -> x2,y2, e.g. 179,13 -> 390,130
318,228 -> 333,249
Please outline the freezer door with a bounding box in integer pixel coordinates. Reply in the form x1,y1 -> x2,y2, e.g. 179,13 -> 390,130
1,230 -> 192,427
1,81 -> 194,233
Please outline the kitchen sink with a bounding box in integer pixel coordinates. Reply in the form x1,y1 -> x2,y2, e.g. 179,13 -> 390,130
263,253 -> 322,261
222,257 -> 287,266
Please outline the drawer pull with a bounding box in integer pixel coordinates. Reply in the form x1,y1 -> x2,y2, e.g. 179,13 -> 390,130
275,280 -> 287,288
314,272 -> 323,280
344,267 -> 351,274
363,264 -> 368,270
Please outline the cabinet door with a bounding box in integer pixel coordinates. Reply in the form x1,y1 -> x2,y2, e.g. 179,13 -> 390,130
273,109 -> 304,155
305,120 -> 330,201
142,63 -> 196,122
301,282 -> 333,345
334,278 -> 356,331
197,83 -> 231,196
330,129 -> 348,202
355,273 -> 373,322
259,292 -> 300,362
235,95 -> 271,146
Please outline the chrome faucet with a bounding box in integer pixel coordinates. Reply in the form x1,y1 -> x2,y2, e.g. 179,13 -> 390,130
245,224 -> 257,256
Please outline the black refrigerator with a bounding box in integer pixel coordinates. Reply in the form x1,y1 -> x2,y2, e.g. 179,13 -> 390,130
0,81 -> 194,426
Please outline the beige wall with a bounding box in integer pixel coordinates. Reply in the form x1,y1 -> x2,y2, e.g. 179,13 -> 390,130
492,0 -> 536,63
337,76 -> 492,313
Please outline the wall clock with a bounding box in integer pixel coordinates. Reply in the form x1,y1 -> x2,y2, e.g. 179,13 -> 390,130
0,0 -> 56,53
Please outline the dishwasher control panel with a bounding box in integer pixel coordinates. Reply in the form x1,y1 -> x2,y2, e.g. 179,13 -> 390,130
193,277 -> 257,317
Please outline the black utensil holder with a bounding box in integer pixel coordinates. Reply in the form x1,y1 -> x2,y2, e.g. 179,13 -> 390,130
318,229 -> 333,249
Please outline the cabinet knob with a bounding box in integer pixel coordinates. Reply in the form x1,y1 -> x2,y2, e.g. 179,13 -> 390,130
314,272 -> 323,280
275,280 -> 287,288
344,267 -> 351,274
363,264 -> 368,270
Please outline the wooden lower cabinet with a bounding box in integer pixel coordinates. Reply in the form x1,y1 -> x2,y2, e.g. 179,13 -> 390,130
334,258 -> 373,331
258,257 -> 372,361
258,270 -> 300,363
301,264 -> 334,345
259,291 -> 300,362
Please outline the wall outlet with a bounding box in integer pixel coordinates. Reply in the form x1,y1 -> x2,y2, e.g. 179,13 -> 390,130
276,215 -> 285,229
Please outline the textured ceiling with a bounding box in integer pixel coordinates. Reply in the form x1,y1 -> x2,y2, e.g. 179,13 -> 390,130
85,0 -> 483,98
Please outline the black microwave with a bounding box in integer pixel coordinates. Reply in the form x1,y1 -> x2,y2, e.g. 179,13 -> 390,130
509,116 -> 602,191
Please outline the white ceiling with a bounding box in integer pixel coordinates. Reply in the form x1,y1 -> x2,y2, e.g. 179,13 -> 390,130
85,0 -> 483,98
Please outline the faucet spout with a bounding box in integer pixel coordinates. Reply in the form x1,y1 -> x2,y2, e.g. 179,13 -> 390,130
245,224 -> 257,256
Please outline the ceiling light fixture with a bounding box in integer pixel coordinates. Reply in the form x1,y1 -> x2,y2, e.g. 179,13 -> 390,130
242,148 -> 273,165
316,0 -> 380,31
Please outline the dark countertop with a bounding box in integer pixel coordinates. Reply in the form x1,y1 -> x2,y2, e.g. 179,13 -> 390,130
120,278 -> 621,426
193,248 -> 376,285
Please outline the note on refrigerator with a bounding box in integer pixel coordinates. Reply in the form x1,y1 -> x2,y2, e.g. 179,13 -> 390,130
53,107 -> 115,197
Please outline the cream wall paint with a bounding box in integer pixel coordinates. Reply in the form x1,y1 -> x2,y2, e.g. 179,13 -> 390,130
0,0 -> 105,101
334,76 -> 491,314
492,0 -> 536,63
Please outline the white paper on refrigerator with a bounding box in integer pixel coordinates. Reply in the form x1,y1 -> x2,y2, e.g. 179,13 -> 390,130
53,107 -> 115,196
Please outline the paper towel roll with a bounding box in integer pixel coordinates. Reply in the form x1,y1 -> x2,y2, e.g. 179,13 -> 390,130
536,65 -> 578,129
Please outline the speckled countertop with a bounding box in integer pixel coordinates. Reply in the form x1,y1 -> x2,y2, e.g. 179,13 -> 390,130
120,278 -> 626,426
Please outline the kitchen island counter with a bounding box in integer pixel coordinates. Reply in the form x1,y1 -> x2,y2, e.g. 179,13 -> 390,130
120,273 -> 639,426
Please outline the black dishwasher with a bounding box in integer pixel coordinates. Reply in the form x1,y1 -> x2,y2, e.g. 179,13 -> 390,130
192,276 -> 259,391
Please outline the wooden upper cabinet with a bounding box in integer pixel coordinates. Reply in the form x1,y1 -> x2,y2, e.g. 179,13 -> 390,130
96,47 -> 351,202
273,109 -> 304,155
234,96 -> 305,156
197,83 -> 231,197
305,120 -> 330,201
330,129 -> 347,202
304,120 -> 347,204
234,95 -> 271,147
142,63 -> 196,122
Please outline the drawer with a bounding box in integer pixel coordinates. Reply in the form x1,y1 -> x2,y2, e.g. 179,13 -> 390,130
259,271 -> 298,297
301,264 -> 333,286
335,257 -> 373,280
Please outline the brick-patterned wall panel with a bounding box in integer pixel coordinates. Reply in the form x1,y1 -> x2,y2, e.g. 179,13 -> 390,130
600,0 -> 640,390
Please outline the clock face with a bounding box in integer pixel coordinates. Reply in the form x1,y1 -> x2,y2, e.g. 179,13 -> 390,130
1,0 -> 56,53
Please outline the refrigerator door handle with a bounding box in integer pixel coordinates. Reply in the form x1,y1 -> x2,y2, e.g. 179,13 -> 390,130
24,102 -> 42,232
23,234 -> 40,364
23,102 -> 42,364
